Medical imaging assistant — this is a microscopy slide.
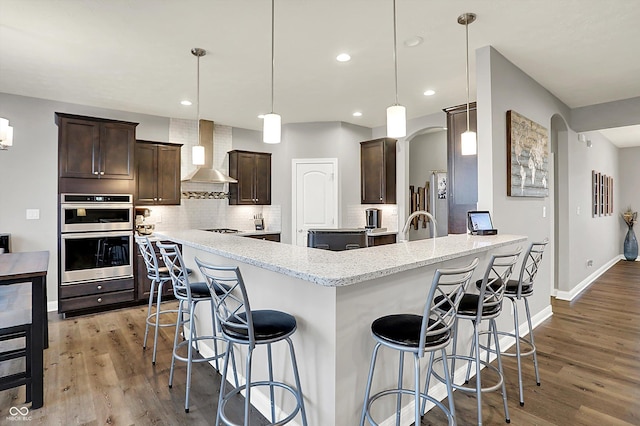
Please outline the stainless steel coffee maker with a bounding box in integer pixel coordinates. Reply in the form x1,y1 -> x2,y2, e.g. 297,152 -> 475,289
365,208 -> 382,229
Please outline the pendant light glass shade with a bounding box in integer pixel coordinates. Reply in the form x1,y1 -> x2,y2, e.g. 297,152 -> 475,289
386,104 -> 406,138
459,13 -> 476,156
191,47 -> 206,165
192,144 -> 205,165
387,0 -> 406,138
263,113 -> 281,144
461,130 -> 477,155
263,0 -> 281,144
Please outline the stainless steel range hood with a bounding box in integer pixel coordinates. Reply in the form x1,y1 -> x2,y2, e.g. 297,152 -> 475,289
181,119 -> 237,184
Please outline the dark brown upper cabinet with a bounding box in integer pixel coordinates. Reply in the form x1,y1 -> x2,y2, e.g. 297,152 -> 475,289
445,102 -> 478,234
360,138 -> 397,204
228,150 -> 271,205
56,113 -> 137,180
135,140 -> 182,206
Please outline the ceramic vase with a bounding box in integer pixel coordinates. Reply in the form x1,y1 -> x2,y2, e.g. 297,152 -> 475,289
624,225 -> 638,261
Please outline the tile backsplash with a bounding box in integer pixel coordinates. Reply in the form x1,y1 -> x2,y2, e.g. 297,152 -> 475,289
144,202 -> 281,233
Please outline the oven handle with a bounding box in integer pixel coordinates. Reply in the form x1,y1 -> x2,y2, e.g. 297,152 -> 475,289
61,230 -> 134,239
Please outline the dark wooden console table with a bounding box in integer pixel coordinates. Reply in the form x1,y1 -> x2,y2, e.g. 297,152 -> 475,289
0,251 -> 49,409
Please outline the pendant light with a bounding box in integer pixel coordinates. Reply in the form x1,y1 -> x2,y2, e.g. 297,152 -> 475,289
263,0 -> 281,144
386,0 -> 406,138
191,47 -> 206,165
458,13 -> 477,156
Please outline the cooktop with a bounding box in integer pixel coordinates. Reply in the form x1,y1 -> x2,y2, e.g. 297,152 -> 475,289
203,228 -> 239,234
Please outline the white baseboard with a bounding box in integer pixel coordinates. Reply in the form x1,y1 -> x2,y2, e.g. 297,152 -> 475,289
554,255 -> 621,301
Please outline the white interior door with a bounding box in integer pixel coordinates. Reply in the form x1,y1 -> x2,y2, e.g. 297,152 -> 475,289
292,159 -> 338,247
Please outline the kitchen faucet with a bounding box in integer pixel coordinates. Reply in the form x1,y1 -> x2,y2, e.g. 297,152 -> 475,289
400,210 -> 437,242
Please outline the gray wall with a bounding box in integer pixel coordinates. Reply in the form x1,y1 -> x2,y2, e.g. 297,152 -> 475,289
408,130 -> 448,239
0,93 -> 170,307
476,46 -> 623,303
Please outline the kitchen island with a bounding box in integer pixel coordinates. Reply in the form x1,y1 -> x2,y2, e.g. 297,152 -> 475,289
155,230 -> 527,425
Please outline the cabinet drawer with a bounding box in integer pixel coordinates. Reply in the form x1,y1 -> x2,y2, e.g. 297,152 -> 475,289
243,233 -> 280,242
59,277 -> 134,299
58,290 -> 135,312
367,234 -> 397,247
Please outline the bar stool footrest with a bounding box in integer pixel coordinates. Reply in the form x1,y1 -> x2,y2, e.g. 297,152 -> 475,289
219,380 -> 303,426
146,308 -> 180,328
431,354 -> 504,394
483,330 -> 536,358
363,388 -> 455,426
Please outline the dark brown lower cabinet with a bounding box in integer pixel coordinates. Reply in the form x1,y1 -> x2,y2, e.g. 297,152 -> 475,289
367,234 -> 397,247
242,233 -> 281,242
58,277 -> 135,314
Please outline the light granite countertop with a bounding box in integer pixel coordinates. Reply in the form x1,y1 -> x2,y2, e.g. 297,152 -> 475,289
154,230 -> 526,287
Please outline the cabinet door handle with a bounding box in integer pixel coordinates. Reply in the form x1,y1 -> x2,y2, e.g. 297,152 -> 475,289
379,197 -> 383,201
153,198 -> 157,201
93,171 -> 99,175
97,297 -> 103,303
100,171 -> 105,175
97,285 -> 102,290
158,198 -> 162,201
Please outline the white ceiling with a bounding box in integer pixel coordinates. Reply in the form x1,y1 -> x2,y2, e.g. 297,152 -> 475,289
1,0 -> 639,146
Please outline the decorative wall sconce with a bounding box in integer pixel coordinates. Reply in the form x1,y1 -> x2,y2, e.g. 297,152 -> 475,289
0,118 -> 14,150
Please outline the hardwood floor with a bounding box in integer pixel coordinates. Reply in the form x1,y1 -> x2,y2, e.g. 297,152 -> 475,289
0,301 -> 268,425
421,260 -> 640,425
1,260 -> 638,425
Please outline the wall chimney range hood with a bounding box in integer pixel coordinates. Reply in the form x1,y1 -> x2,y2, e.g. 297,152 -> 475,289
181,119 -> 237,184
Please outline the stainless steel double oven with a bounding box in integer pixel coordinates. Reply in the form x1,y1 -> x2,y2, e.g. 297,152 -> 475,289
59,194 -> 134,285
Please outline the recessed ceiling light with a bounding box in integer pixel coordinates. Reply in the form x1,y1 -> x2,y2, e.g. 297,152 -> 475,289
336,53 -> 351,62
404,36 -> 424,48
181,100 -> 192,106
423,89 -> 436,96
353,112 -> 362,117
258,114 -> 265,119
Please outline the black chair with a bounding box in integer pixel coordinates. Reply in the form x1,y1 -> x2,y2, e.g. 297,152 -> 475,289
360,258 -> 479,426
494,240 -> 548,406
432,248 -> 522,425
0,324 -> 32,403
196,257 -> 308,426
157,242 -> 236,413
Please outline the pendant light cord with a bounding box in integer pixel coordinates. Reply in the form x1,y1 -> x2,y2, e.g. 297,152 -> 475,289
197,53 -> 201,143
465,19 -> 470,133
271,0 -> 275,113
392,0 -> 399,105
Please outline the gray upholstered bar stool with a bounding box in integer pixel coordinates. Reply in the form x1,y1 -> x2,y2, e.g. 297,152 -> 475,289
157,242 -> 236,413
360,258 -> 479,426
196,257 -> 308,426
493,239 -> 548,406
135,235 -> 178,365
432,248 -> 521,425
